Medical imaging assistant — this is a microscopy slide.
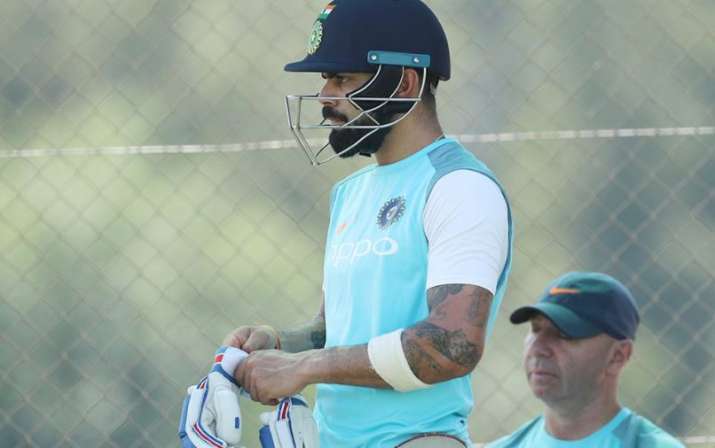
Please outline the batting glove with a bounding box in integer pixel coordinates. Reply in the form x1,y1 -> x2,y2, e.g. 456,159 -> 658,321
258,395 -> 319,448
179,346 -> 248,448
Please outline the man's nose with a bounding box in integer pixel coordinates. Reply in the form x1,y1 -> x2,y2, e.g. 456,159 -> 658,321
526,333 -> 554,358
318,83 -> 338,107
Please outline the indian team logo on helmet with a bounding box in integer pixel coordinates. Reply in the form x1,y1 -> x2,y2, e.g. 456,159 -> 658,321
307,21 -> 323,55
377,196 -> 406,230
307,2 -> 334,55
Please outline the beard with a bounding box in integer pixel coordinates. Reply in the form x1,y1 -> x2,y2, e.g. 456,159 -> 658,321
320,66 -> 419,159
323,106 -> 394,158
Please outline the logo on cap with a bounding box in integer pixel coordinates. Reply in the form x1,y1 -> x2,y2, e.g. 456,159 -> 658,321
307,21 -> 323,55
549,287 -> 580,295
307,2 -> 335,55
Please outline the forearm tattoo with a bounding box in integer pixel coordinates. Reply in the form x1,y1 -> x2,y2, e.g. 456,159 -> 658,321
311,301 -> 326,348
413,321 -> 480,368
403,284 -> 493,383
310,326 -> 326,349
402,332 -> 445,378
427,283 -> 463,310
279,316 -> 326,352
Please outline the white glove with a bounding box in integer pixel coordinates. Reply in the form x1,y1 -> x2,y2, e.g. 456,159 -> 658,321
258,395 -> 319,448
179,346 -> 248,448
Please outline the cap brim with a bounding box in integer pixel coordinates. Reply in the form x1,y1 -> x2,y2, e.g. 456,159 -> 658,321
284,60 -> 374,74
510,303 -> 602,339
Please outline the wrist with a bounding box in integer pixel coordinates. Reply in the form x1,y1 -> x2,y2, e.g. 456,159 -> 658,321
296,349 -> 321,386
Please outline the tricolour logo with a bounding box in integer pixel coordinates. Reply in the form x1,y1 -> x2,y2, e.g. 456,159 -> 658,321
318,3 -> 335,20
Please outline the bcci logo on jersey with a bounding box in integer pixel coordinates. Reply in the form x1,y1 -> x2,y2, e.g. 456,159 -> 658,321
377,196 -> 406,230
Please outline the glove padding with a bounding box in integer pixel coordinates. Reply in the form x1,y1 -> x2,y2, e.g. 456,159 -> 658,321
259,395 -> 319,448
179,346 -> 248,448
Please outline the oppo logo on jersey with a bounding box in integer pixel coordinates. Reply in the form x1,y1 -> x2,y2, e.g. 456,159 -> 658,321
329,236 -> 399,267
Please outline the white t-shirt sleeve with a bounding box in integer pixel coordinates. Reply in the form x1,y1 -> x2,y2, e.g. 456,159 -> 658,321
424,170 -> 509,294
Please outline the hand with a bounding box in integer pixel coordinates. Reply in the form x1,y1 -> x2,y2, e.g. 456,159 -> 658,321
223,325 -> 280,353
235,350 -> 310,405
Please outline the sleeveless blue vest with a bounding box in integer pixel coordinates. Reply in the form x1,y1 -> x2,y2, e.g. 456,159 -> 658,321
316,138 -> 513,447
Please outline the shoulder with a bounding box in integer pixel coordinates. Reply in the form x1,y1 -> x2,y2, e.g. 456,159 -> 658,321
425,139 -> 477,171
425,170 -> 508,232
633,415 -> 684,447
430,170 -> 505,203
616,411 -> 685,448
425,139 -> 508,201
424,139 -> 491,175
486,416 -> 542,448
425,169 -> 509,229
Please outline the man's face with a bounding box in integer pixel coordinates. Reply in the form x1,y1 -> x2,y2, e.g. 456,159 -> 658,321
319,72 -> 374,125
318,71 -> 393,158
523,314 -> 616,406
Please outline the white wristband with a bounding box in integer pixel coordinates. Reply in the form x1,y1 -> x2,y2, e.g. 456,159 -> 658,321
367,329 -> 430,392
219,346 -> 248,375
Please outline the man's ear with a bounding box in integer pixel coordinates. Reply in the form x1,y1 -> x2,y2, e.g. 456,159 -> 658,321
606,339 -> 633,375
397,68 -> 422,98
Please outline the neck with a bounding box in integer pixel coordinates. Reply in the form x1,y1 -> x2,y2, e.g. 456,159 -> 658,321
543,391 -> 621,440
374,107 -> 443,165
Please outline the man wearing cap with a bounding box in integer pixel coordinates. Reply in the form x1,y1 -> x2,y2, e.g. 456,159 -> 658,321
222,0 -> 513,446
488,272 -> 684,448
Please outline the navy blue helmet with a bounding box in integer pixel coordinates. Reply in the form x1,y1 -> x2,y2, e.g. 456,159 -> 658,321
284,0 -> 452,165
285,0 -> 450,80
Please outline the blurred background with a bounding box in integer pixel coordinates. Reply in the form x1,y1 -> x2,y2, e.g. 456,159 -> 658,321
0,0 -> 713,446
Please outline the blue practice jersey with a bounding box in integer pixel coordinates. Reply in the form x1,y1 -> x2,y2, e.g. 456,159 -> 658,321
487,408 -> 685,448
315,138 -> 513,447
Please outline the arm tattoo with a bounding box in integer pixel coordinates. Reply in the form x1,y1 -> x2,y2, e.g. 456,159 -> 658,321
467,287 -> 490,329
310,327 -> 326,349
403,284 -> 493,383
427,284 -> 464,310
311,299 -> 326,348
278,302 -> 326,352
402,334 -> 444,377
413,321 -> 481,369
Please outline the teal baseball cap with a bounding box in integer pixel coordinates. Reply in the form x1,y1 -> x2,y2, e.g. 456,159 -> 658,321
510,272 -> 640,340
